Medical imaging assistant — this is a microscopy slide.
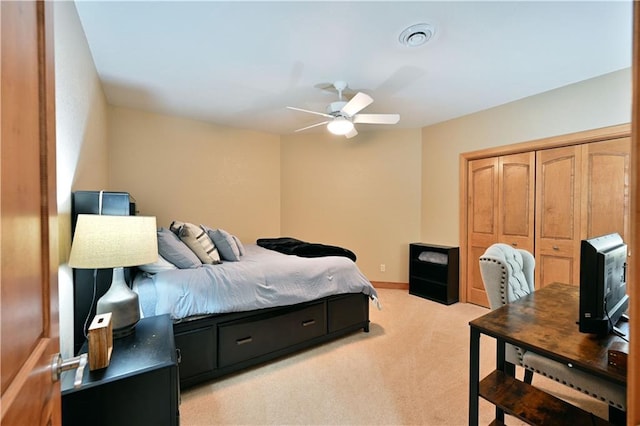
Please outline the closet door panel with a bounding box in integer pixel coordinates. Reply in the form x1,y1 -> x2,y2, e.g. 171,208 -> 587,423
581,137 -> 631,241
466,157 -> 498,307
535,146 -> 582,288
469,159 -> 498,238
537,254 -> 575,289
498,152 -> 535,252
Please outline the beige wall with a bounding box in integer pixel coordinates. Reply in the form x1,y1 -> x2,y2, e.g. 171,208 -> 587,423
108,107 -> 281,242
421,68 -> 631,247
280,130 -> 422,283
105,68 -> 630,286
54,1 -> 110,357
107,109 -> 421,283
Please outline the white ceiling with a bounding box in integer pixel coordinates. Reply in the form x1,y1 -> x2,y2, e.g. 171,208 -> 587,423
74,1 -> 633,136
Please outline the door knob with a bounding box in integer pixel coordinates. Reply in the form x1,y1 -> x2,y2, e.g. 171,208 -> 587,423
51,353 -> 87,388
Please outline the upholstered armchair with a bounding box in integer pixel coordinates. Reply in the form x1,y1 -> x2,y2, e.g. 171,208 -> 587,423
478,243 -> 626,415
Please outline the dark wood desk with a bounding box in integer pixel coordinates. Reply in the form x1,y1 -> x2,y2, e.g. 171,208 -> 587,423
469,282 -> 628,425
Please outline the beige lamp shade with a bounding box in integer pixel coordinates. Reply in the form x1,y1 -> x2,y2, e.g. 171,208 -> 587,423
69,214 -> 158,269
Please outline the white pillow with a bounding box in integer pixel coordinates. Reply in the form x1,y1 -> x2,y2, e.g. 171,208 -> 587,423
138,254 -> 178,273
179,222 -> 222,264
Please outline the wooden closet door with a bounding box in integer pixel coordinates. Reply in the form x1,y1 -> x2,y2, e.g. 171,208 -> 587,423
581,137 -> 631,242
535,145 -> 582,288
466,157 -> 498,306
498,152 -> 535,252
466,153 -> 535,307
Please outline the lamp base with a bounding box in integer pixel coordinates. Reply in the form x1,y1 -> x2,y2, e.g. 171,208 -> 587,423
96,267 -> 140,339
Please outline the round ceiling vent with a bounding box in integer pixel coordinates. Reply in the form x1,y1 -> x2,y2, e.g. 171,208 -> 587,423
399,23 -> 435,47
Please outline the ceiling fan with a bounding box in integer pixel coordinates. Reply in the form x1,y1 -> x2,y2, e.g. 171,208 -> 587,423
287,81 -> 400,139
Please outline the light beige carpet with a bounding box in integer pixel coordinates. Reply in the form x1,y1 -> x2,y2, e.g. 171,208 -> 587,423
180,288 -> 609,425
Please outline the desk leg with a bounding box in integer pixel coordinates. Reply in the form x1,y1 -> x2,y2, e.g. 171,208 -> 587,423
495,337 -> 506,423
469,327 -> 480,426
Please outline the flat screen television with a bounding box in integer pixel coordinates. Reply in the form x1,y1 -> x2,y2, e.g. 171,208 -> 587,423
579,232 -> 629,336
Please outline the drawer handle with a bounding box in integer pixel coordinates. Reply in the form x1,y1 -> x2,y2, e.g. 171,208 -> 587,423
236,336 -> 253,345
553,245 -> 559,251
302,319 -> 316,327
511,242 -> 518,247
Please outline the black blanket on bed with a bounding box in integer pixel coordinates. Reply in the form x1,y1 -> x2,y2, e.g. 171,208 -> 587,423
256,237 -> 357,262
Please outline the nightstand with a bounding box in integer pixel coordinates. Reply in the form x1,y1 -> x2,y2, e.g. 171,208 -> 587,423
61,314 -> 179,426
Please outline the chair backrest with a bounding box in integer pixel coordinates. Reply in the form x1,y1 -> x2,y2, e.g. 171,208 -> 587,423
479,243 -> 535,310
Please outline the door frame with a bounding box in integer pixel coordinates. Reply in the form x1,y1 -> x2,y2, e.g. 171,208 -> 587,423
627,3 -> 640,422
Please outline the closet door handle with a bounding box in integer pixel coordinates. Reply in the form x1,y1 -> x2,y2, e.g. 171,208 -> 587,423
236,336 -> 253,345
302,319 -> 316,327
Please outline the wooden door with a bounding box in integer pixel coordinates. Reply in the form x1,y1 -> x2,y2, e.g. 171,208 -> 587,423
581,137 -> 631,242
466,153 -> 535,307
498,152 -> 535,252
535,145 -> 582,288
466,157 -> 498,306
0,2 -> 61,425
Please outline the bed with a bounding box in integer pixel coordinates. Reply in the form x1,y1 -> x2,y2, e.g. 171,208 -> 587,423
133,226 -> 379,389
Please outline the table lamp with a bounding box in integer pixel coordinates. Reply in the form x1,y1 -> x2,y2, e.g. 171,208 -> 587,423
68,214 -> 158,337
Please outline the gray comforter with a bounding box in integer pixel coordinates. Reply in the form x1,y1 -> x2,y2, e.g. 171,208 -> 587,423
134,244 -> 378,320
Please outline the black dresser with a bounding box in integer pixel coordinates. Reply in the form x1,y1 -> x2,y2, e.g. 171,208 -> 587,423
409,243 -> 459,305
61,314 -> 179,426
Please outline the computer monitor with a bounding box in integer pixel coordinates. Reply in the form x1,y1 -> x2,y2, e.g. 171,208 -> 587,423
579,233 -> 629,336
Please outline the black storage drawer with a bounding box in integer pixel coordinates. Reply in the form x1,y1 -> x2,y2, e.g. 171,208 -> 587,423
218,302 -> 326,367
174,323 -> 216,382
328,293 -> 368,333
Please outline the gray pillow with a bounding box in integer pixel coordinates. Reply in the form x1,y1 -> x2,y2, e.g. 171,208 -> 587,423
138,254 -> 178,273
157,227 -> 202,269
203,226 -> 240,261
233,235 -> 245,256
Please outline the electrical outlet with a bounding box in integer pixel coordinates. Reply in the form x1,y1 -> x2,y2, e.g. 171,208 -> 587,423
380,264 -> 386,272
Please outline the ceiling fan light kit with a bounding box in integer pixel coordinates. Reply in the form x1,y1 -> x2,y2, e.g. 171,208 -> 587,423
327,117 -> 354,135
287,81 -> 400,139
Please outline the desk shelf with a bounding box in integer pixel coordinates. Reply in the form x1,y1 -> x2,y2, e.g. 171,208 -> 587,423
479,370 -> 609,426
469,283 -> 627,426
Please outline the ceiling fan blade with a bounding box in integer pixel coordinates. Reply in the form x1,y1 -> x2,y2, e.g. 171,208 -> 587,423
341,92 -> 373,117
345,127 -> 358,139
295,120 -> 330,132
287,106 -> 334,119
353,113 -> 400,124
